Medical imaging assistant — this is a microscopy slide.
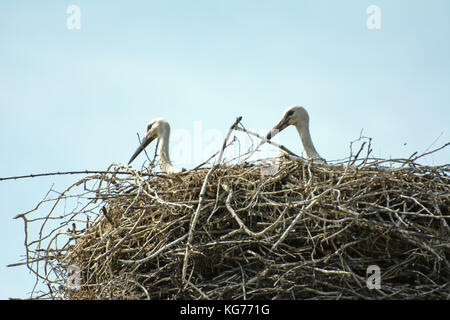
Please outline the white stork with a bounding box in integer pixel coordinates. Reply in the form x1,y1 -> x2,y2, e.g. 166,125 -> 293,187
266,106 -> 325,162
128,118 -> 181,174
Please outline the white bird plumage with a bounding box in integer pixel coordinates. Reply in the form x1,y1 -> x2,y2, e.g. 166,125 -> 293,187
128,118 -> 180,174
266,106 -> 325,162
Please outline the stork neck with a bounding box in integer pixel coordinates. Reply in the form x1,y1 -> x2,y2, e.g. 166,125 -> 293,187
157,131 -> 180,174
295,121 -> 322,160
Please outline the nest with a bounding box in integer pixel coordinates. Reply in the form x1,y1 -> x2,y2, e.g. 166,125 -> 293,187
10,120 -> 450,300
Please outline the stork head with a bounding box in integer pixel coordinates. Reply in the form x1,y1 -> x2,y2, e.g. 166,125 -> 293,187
266,106 -> 310,140
128,118 -> 170,165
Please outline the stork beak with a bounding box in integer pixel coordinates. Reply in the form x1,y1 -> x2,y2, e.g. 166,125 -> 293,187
128,133 -> 157,165
266,118 -> 289,140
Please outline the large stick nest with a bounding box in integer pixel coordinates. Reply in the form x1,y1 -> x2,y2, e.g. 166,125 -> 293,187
14,154 -> 450,300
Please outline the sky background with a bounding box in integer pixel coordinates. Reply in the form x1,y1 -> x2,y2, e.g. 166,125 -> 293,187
1,0 -> 449,299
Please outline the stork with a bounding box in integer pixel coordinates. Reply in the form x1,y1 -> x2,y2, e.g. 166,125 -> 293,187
266,106 -> 325,162
128,118 -> 181,174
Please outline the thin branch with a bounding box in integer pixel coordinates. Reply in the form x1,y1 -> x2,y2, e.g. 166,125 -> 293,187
233,125 -> 300,158
182,116 -> 242,283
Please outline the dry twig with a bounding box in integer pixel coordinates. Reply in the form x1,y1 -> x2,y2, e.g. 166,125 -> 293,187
7,124 -> 450,300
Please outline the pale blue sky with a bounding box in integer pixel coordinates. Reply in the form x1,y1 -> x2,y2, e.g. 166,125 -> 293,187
1,0 -> 449,299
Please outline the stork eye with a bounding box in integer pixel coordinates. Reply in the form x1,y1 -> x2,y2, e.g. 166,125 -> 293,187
147,122 -> 155,132
285,110 -> 294,118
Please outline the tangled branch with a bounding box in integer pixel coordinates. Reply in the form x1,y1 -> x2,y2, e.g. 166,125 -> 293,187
7,121 -> 450,300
